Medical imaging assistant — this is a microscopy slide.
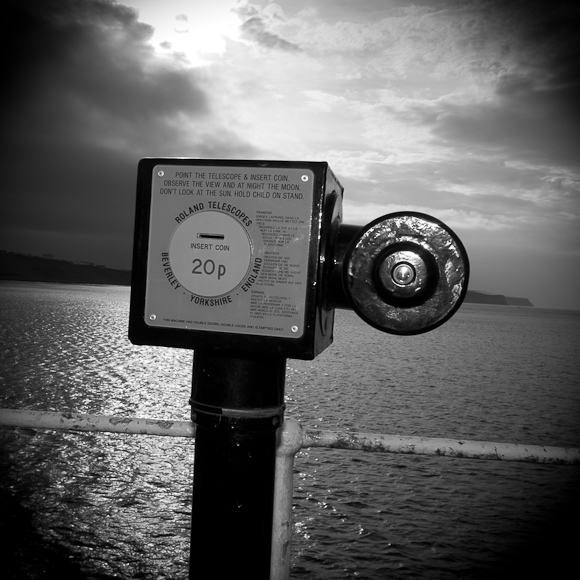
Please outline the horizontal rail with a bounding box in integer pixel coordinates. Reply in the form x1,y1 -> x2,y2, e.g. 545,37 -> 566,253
302,429 -> 580,465
1,409 -> 579,465
0,408 -> 195,437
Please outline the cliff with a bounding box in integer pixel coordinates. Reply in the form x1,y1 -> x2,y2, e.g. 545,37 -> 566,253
0,251 -> 131,286
464,290 -> 533,307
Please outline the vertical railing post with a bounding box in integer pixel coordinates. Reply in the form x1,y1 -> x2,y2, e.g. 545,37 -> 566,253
189,350 -> 286,579
271,418 -> 304,580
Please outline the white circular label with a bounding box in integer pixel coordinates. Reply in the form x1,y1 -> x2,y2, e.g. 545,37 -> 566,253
169,211 -> 252,297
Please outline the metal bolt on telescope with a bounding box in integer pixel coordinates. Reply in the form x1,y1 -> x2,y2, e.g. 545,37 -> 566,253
128,159 -> 469,579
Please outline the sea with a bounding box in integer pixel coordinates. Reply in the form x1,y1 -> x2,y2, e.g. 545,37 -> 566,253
1,281 -> 579,579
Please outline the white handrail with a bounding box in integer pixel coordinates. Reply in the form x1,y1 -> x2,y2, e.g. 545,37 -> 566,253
2,409 -> 579,580
301,428 -> 580,464
1,408 -> 578,464
0,408 -> 195,437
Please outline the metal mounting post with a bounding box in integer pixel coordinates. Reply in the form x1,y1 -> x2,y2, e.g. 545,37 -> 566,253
189,351 -> 286,579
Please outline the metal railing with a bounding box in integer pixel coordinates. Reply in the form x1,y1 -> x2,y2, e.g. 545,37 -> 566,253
1,408 -> 578,465
2,408 -> 579,580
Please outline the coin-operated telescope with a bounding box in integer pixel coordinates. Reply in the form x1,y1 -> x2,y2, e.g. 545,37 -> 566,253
129,159 -> 468,357
128,159 -> 468,580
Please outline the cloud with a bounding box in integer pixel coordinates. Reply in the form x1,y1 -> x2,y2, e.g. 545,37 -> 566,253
432,75 -> 580,169
0,0 -> 254,267
239,15 -> 301,52
1,0 -> 208,150
424,1 -> 580,167
1,0 -> 578,308
234,1 -> 301,52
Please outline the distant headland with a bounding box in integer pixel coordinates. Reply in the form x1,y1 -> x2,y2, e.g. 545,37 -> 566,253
463,290 -> 533,307
0,250 -> 131,286
0,250 -> 533,307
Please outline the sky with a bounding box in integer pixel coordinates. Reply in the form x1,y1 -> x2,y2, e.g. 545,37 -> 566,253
1,0 -> 579,310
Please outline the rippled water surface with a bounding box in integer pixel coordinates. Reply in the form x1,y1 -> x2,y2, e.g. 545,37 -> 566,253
1,281 -> 579,579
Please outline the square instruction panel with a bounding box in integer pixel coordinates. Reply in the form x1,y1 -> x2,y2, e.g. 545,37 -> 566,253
144,164 -> 315,339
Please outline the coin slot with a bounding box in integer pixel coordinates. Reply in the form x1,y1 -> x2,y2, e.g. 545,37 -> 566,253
198,233 -> 225,239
